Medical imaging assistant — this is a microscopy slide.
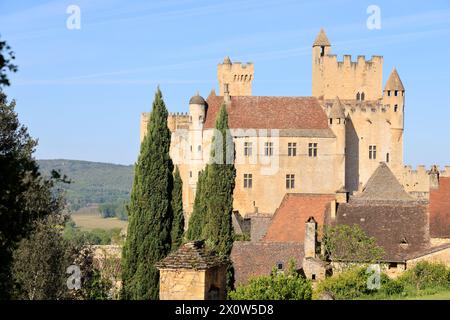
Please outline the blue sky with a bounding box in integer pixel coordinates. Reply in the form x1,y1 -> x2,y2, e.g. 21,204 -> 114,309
1,0 -> 449,166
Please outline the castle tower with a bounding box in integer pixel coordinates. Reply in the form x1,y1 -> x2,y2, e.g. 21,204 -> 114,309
328,97 -> 346,190
312,29 -> 331,99
383,68 -> 405,173
312,28 -> 383,100
217,56 -> 254,96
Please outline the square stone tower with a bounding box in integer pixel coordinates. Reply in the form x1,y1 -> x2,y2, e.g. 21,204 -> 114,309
217,56 -> 254,96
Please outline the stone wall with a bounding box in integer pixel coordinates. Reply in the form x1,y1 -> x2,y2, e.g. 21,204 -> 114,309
159,269 -> 207,300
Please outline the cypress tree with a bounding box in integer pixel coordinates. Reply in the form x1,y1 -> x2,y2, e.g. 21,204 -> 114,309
170,166 -> 184,251
186,169 -> 207,241
121,87 -> 173,300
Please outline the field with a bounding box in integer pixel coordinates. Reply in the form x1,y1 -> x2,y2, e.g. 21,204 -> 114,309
71,206 -> 128,231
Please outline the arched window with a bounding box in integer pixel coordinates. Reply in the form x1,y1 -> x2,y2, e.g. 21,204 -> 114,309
244,75 -> 248,81
356,92 -> 361,101
394,104 -> 398,112
361,92 -> 365,101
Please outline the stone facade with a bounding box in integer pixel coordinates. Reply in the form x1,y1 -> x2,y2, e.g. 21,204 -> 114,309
140,28 -> 449,232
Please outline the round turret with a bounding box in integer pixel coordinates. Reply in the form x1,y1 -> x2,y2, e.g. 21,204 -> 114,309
189,93 -> 206,130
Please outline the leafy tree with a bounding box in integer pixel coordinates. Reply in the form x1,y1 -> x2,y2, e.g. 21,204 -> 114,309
0,36 -> 18,88
0,92 -> 64,299
229,260 -> 312,300
322,224 -> 385,268
170,166 -> 184,250
121,87 -> 173,300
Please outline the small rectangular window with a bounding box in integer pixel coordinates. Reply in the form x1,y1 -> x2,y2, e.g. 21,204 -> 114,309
369,145 -> 377,160
386,153 -> 390,163
308,143 -> 318,157
288,142 -> 297,157
286,174 -> 295,189
387,90 -> 391,97
244,142 -> 252,157
244,174 -> 252,189
264,142 -> 273,156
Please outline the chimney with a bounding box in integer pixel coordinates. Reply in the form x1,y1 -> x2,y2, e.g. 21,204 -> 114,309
330,200 -> 336,220
429,165 -> 440,190
224,83 -> 231,104
304,217 -> 317,258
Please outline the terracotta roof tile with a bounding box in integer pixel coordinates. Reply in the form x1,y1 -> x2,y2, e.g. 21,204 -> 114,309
429,177 -> 450,238
204,95 -> 332,132
263,193 -> 335,243
231,241 -> 304,285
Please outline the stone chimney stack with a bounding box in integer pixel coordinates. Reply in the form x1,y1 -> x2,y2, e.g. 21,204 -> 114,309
224,83 -> 231,104
429,165 -> 440,190
304,217 -> 317,258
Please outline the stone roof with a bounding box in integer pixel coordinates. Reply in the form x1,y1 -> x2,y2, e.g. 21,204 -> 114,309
189,93 -> 206,105
155,240 -> 226,270
384,68 -> 404,91
351,162 -> 414,203
263,193 -> 335,243
335,202 -> 429,262
429,177 -> 450,237
313,28 -> 331,47
204,95 -> 334,134
231,241 -> 304,285
328,97 -> 346,119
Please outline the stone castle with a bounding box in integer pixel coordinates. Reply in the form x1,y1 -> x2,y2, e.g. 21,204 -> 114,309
142,29 -> 450,298
141,28 -> 449,221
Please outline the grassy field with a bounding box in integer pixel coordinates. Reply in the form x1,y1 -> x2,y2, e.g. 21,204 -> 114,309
404,291 -> 450,300
71,206 -> 128,231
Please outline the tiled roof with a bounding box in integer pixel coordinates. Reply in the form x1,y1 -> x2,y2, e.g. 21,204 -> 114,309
263,193 -> 335,243
204,95 -> 333,133
313,28 -> 331,47
335,202 -> 429,262
231,241 -> 304,285
155,240 -> 226,270
429,177 -> 450,238
384,68 -> 405,91
351,162 -> 414,203
328,97 -> 346,119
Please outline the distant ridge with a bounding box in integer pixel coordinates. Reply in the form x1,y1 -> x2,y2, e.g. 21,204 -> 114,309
38,159 -> 134,211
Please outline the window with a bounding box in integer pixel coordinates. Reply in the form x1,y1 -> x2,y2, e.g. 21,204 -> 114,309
387,90 -> 391,97
312,274 -> 316,280
329,118 -> 333,125
277,262 -> 283,270
361,92 -> 365,101
198,145 -> 201,152
264,142 -> 273,156
386,153 -> 390,163
189,171 -> 192,178
388,262 -> 398,269
356,92 -> 361,101
395,90 -> 398,96
244,142 -> 252,157
244,174 -> 252,189
394,105 -> 398,112
369,145 -> 377,160
288,142 -> 297,157
320,46 -> 325,57
286,174 -> 295,189
190,145 -> 193,152
308,143 -> 318,157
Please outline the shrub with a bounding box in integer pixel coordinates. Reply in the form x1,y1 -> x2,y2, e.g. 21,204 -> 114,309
229,260 -> 312,300
380,278 -> 405,296
398,261 -> 449,291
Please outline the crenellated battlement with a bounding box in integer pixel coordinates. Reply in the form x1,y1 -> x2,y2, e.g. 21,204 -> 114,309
327,54 -> 383,69
400,164 -> 450,196
169,112 -> 189,117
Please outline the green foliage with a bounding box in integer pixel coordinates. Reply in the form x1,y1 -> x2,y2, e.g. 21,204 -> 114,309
121,87 -> 174,300
229,260 -> 312,300
171,166 -> 184,251
0,92 -> 65,299
322,224 -> 385,266
63,220 -> 121,245
98,200 -> 129,220
38,159 -> 133,214
398,261 -> 450,292
380,278 -> 405,296
0,36 -> 18,87
186,169 -> 207,241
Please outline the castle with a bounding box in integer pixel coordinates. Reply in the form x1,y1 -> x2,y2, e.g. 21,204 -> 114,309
140,28 -> 449,220
144,29 -> 450,297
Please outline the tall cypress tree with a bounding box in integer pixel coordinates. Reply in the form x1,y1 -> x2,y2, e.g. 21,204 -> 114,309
121,87 -> 173,300
186,169 -> 207,241
170,166 -> 184,251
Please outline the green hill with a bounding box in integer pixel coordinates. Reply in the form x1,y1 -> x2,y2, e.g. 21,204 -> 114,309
38,159 -> 134,214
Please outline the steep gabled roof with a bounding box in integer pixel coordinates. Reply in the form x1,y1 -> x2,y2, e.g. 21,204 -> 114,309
384,68 -> 405,91
328,96 -> 346,119
263,193 -> 335,243
352,162 -> 414,202
313,28 -> 331,47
